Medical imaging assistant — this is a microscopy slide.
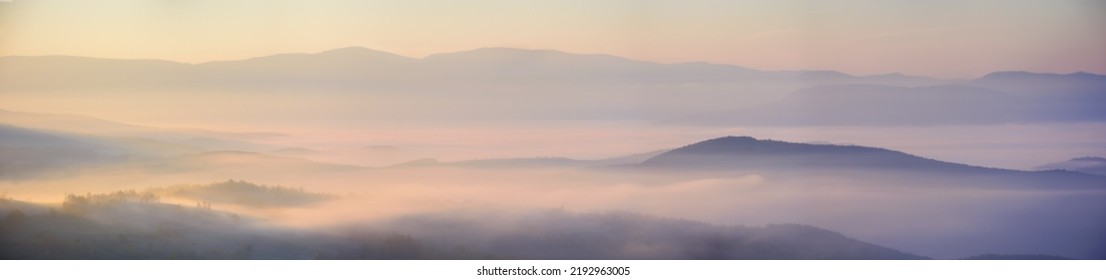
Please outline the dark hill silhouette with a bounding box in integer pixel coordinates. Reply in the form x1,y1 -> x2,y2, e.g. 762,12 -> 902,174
150,179 -> 336,208
370,211 -> 929,259
639,136 -> 1105,189
641,136 -> 981,172
2,194 -> 928,259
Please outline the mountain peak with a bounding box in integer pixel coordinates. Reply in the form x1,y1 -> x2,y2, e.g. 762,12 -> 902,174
702,135 -> 758,143
685,136 -> 762,148
657,136 -> 861,156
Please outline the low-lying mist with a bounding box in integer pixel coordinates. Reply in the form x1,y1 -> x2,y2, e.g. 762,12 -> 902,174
4,39 -> 1106,261
2,109 -> 1104,260
3,159 -> 1103,259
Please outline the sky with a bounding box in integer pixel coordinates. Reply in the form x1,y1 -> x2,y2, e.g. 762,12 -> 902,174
0,0 -> 1104,79
0,0 -> 1101,78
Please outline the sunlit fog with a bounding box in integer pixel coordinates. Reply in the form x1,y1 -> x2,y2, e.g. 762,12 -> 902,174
2,0 -> 1104,260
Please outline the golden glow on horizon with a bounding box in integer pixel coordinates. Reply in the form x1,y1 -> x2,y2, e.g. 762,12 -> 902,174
0,0 -> 1104,78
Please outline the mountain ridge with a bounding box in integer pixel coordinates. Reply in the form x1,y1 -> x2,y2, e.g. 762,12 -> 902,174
6,47 -> 1103,78
5,47 -> 1105,125
5,47 -> 1102,79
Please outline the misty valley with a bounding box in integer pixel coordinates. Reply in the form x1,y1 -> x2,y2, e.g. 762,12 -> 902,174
1,48 -> 1105,260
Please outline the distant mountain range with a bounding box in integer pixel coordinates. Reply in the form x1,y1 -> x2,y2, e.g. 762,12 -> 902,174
673,80 -> 1106,125
1037,157 -> 1106,176
0,47 -> 941,88
4,47 -> 1103,125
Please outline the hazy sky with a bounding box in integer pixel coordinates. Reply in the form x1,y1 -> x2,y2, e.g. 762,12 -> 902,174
1,0 -> 1104,78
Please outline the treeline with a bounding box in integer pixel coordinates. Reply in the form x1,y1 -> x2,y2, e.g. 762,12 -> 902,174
0,204 -> 478,259
61,190 -> 159,213
52,179 -> 337,211
2,200 -> 933,260
1,193 -> 256,259
151,179 -> 336,208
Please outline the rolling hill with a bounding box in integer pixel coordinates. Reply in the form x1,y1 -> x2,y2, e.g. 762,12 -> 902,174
638,136 -> 1105,189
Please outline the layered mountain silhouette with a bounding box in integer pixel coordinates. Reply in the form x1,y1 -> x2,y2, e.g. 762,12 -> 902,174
973,71 -> 1106,93
1037,157 -> 1106,176
0,47 -> 966,89
8,47 -> 1101,125
675,77 -> 1106,126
